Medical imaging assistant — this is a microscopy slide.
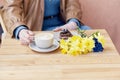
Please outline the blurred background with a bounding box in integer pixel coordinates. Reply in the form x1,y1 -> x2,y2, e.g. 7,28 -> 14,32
0,0 -> 120,53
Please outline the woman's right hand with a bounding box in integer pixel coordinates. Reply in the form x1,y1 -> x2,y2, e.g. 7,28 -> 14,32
19,29 -> 34,45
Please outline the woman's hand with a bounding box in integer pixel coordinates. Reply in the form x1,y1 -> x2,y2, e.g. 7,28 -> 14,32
19,29 -> 34,45
53,21 -> 78,32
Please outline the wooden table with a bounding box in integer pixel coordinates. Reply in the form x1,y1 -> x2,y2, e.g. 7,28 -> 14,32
0,29 -> 120,80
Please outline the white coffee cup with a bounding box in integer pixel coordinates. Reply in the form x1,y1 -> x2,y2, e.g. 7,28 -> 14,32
34,33 -> 54,48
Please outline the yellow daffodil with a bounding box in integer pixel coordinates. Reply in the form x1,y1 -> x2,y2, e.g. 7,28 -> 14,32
82,37 -> 95,52
68,47 -> 80,56
60,39 -> 68,54
95,33 -> 105,46
59,30 -> 105,56
97,36 -> 105,46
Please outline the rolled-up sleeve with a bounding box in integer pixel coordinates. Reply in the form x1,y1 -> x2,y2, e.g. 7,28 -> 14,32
68,18 -> 82,27
14,25 -> 28,39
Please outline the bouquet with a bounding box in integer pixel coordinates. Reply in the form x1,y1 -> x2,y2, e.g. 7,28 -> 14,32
60,28 -> 105,56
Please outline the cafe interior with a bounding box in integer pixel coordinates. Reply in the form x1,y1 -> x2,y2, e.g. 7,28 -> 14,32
0,0 -> 120,80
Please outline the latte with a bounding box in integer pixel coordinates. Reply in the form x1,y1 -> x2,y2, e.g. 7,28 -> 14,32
34,33 -> 54,48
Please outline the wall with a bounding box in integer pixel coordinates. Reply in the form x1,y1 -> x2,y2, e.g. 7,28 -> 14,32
79,0 -> 120,53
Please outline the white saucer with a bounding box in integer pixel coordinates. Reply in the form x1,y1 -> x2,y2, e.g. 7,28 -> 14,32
29,39 -> 59,52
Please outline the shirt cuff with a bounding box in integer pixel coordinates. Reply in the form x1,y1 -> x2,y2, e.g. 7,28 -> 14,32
67,18 -> 82,28
14,26 -> 28,39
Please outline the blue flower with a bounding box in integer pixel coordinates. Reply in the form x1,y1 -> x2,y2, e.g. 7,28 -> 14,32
93,38 -> 104,52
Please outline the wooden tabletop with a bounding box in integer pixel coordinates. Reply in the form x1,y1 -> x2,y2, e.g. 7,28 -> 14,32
0,29 -> 120,80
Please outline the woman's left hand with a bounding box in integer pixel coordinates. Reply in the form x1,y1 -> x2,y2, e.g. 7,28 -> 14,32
53,21 -> 78,32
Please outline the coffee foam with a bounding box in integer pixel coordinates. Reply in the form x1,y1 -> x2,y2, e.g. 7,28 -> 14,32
35,33 -> 53,40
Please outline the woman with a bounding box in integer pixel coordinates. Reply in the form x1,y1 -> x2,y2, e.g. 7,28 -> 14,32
2,0 -> 91,45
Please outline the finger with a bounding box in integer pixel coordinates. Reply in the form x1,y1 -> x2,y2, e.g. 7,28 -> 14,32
28,30 -> 34,36
53,27 -> 64,32
23,34 -> 32,43
26,31 -> 34,42
19,29 -> 32,45
27,34 -> 34,42
22,30 -> 34,42
20,37 -> 30,45
20,32 -> 31,44
21,40 -> 29,45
